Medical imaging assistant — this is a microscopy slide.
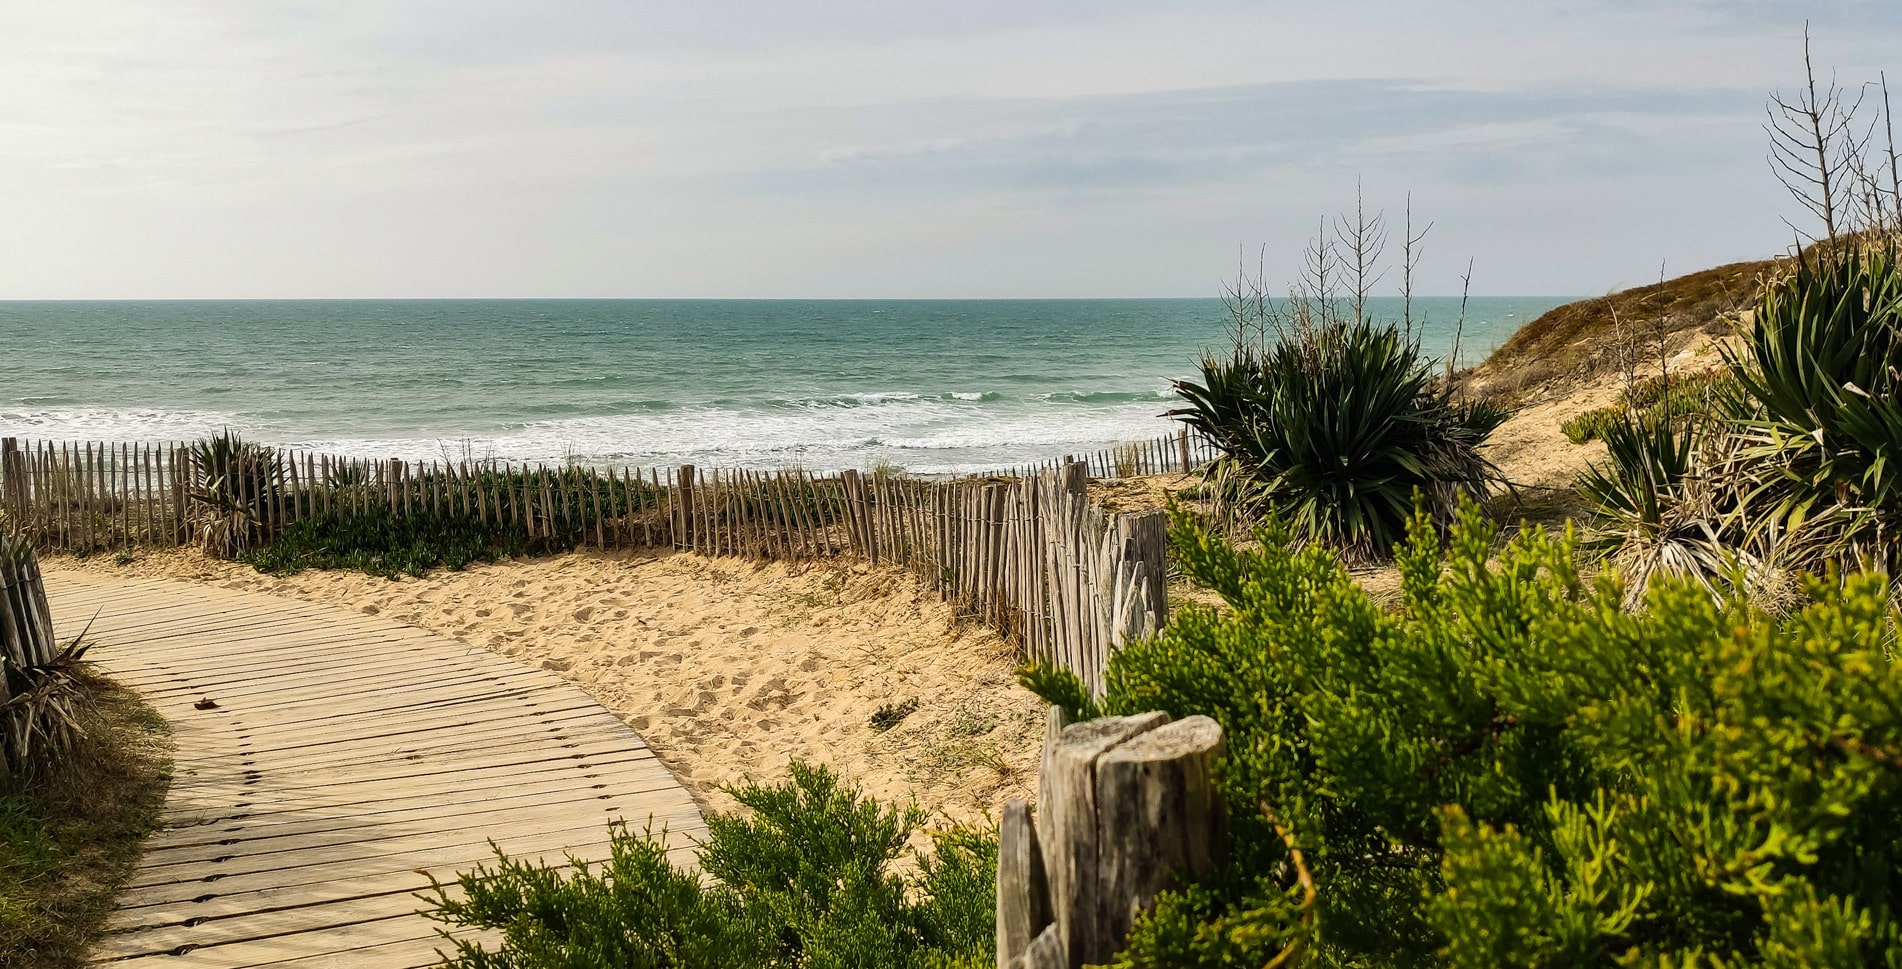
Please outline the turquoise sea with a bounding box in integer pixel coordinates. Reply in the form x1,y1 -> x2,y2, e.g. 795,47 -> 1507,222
0,298 -> 1567,474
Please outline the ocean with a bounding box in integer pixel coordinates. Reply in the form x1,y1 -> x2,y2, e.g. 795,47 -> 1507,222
0,298 -> 1566,474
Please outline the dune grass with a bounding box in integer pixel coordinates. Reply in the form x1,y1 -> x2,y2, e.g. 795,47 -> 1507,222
1,674 -> 170,968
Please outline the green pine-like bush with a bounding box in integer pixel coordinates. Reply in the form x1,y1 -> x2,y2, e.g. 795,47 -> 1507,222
1021,504 -> 1902,967
426,762 -> 996,969
1171,320 -> 1509,564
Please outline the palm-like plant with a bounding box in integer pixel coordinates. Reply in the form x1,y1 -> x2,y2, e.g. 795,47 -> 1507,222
188,431 -> 285,558
1173,320 -> 1510,564
1577,236 -> 1902,602
1729,237 -> 1902,572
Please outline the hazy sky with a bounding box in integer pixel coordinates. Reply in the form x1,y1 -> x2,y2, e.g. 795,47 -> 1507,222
2,2 -> 1898,299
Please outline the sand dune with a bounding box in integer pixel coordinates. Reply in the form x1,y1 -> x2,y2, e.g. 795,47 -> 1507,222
49,549 -> 1043,826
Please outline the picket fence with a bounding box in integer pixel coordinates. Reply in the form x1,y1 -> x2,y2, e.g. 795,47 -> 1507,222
0,431 -> 1214,691
1,534 -> 63,775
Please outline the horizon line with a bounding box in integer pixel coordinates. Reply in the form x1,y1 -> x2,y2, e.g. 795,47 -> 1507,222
0,294 -> 1581,303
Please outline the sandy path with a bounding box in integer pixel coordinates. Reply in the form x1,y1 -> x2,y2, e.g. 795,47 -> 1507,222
48,549 -> 1042,825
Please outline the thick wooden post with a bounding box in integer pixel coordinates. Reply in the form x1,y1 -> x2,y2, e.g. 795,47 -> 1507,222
1093,717 -> 1225,947
1176,427 -> 1191,474
1040,712 -> 1169,967
1002,707 -> 1226,969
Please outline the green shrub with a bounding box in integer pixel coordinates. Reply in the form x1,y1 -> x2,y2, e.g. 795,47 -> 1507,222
1022,505 -> 1902,967
1171,321 -> 1510,564
243,506 -> 526,579
426,762 -> 996,969
1560,371 -> 1742,444
1577,238 -> 1902,598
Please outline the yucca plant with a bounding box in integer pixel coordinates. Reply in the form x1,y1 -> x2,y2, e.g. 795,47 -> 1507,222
1173,320 -> 1509,564
1728,236 -> 1902,573
188,431 -> 285,558
1574,414 -> 1757,608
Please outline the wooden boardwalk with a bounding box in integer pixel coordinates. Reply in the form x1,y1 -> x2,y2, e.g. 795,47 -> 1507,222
44,574 -> 706,969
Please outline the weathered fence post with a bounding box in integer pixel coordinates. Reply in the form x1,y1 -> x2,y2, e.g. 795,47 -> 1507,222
0,438 -> 24,538
1176,427 -> 1191,474
1104,510 -> 1167,654
998,708 -> 1226,969
1,534 -> 63,775
674,465 -> 697,549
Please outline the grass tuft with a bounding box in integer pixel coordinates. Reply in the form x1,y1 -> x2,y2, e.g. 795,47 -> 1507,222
1,673 -> 170,967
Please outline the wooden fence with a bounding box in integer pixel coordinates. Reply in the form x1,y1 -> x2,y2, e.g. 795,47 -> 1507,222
0,431 -> 1212,691
2,534 -> 64,775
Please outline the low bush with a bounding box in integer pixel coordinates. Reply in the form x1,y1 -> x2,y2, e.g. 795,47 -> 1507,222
1577,237 -> 1902,601
426,762 -> 996,969
1022,504 -> 1902,967
243,506 -> 527,579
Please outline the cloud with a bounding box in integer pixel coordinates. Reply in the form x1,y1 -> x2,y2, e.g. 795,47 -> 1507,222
0,1 -> 1894,297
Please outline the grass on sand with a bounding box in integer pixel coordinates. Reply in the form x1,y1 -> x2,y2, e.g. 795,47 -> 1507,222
1,673 -> 171,968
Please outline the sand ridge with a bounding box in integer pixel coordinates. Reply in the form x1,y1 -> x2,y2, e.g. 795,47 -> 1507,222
48,549 -> 1043,826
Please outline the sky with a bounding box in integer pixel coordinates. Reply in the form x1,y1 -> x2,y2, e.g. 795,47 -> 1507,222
1,1 -> 1898,299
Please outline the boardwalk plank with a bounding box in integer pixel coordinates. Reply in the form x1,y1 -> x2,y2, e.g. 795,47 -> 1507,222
46,574 -> 705,968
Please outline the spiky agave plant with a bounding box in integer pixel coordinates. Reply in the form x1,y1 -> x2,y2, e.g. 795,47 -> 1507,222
1728,236 -> 1902,574
188,431 -> 285,558
1575,411 -> 1756,608
1172,319 -> 1510,564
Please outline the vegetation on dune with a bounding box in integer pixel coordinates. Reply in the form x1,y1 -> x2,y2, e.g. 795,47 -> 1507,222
1171,201 -> 1511,564
1,674 -> 170,968
1021,505 -> 1902,967
1470,261 -> 1766,399
426,762 -> 996,969
211,453 -> 667,577
242,506 -> 528,579
187,430 -> 286,558
1560,370 -> 1741,445
1576,46 -> 1902,603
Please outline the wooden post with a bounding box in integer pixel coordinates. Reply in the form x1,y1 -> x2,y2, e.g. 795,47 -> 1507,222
998,708 -> 1226,969
675,466 -> 696,549
997,799 -> 1053,968
0,439 -> 22,539
1039,711 -> 1168,966
1093,717 -> 1225,947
